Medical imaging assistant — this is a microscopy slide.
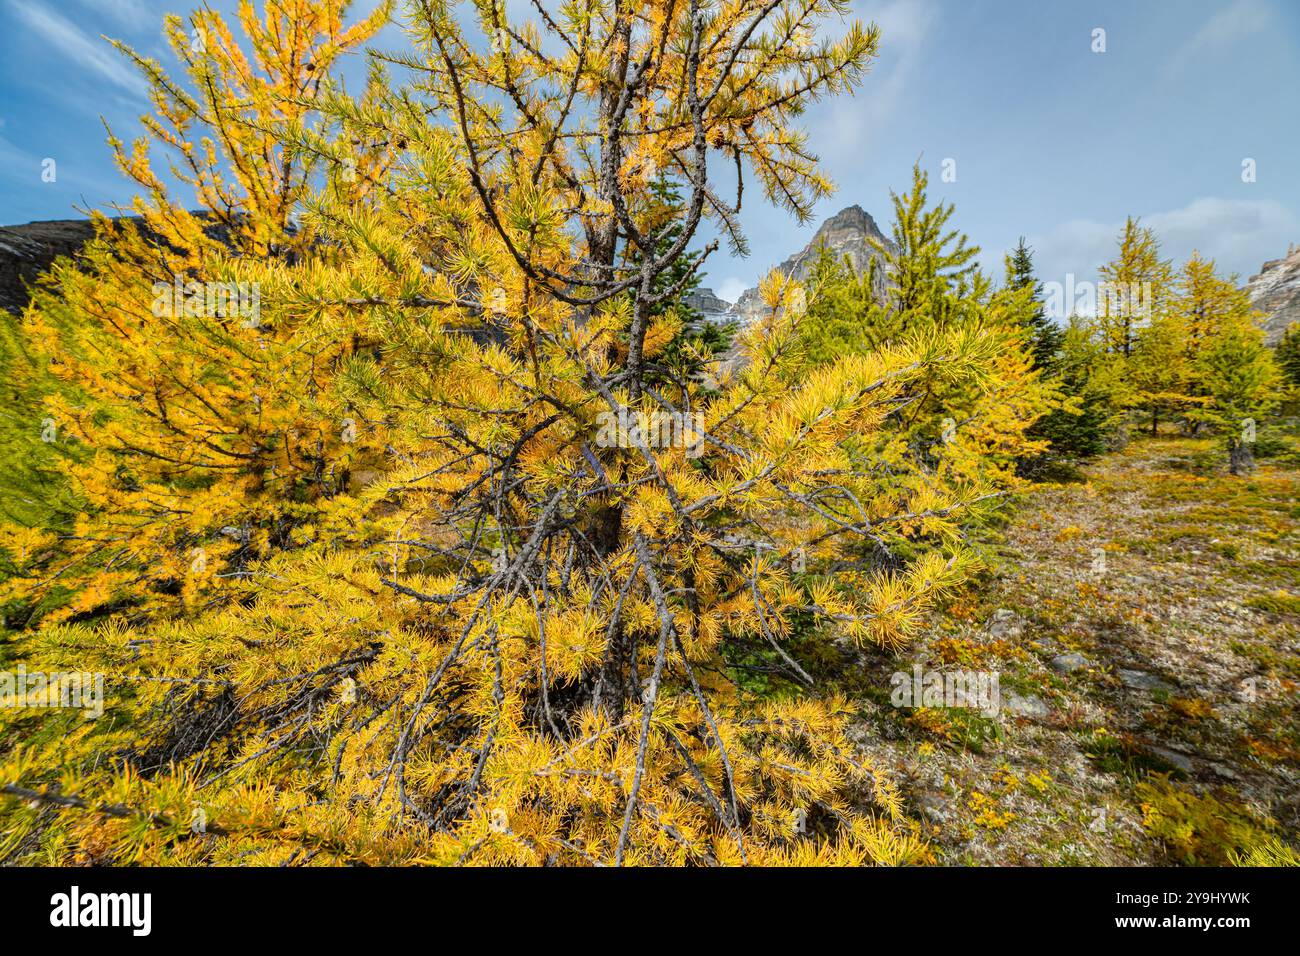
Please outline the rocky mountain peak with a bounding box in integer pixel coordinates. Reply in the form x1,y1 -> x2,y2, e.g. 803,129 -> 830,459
771,203 -> 891,283
683,286 -> 733,321
817,204 -> 887,244
724,204 -> 895,324
1245,244 -> 1300,344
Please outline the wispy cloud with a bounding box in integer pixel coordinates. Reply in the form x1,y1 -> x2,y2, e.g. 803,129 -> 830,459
5,0 -> 147,97
0,129 -> 127,216
1163,0 -> 1275,79
0,132 -> 31,174
862,0 -> 937,114
72,0 -> 154,31
715,277 -> 749,304
1025,197 -> 1298,290
817,0 -> 936,155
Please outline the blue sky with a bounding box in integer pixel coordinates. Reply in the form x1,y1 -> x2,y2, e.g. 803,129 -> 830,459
1,0 -> 1297,300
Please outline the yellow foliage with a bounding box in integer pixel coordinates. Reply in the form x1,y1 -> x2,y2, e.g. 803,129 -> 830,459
0,0 -> 1023,868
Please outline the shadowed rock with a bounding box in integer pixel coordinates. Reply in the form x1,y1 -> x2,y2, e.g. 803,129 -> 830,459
0,219 -> 100,315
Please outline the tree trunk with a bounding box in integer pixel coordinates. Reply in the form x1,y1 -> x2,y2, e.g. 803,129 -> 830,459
1108,420 -> 1130,452
1228,439 -> 1255,476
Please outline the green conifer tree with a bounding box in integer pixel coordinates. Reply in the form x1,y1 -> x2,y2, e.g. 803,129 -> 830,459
1194,316 -> 1282,474
1004,237 -> 1062,371
635,178 -> 733,380
1271,323 -> 1300,390
790,165 -> 1060,489
1096,217 -> 1172,360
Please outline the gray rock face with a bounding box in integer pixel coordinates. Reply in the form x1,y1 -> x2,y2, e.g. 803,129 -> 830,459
1117,668 -> 1171,692
1143,744 -> 1194,775
1209,761 -> 1239,781
683,286 -> 735,323
726,204 -> 896,325
912,789 -> 953,824
1244,243 -> 1300,344
0,219 -> 99,315
987,608 -> 1024,640
1051,652 -> 1089,673
1005,692 -> 1050,718
0,214 -> 238,316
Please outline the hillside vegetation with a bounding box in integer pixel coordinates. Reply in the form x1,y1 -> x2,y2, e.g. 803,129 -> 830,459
0,0 -> 1296,867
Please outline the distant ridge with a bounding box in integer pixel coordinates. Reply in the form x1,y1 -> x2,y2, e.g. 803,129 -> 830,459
0,207 -> 899,331
0,219 -> 100,315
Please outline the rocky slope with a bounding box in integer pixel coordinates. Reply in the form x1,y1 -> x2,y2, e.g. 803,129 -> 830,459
683,286 -> 734,322
828,434 -> 1300,864
0,219 -> 98,315
1245,243 -> 1300,344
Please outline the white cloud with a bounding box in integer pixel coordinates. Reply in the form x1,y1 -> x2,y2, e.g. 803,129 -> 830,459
0,132 -> 30,173
815,0 -> 937,158
1024,197 -> 1298,292
1146,197 -> 1295,273
869,0 -> 937,68
863,0 -> 936,119
73,0 -> 154,30
6,0 -> 147,97
715,277 -> 748,303
1164,0 -> 1274,79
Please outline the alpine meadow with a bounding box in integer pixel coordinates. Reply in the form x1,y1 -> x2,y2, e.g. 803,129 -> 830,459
0,0 -> 1297,895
